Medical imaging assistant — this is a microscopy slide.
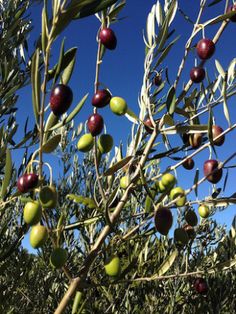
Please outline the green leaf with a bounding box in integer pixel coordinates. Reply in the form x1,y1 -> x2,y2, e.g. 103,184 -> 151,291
43,112 -> 59,142
193,169 -> 199,197
42,134 -> 61,153
41,4 -> 49,54
208,0 -> 223,7
157,18 -> 169,52
153,35 -> 180,69
215,60 -> 225,78
108,1 -> 126,20
166,86 -> 176,115
61,47 -> 77,84
1,149 -> 12,199
103,156 -> 133,176
49,94 -> 88,131
48,48 -> 77,81
222,73 -> 231,127
208,108 -> 217,157
155,249 -> 178,277
31,49 -> 41,125
125,108 -> 139,123
162,124 -> 208,135
74,0 -> 119,19
208,11 -> 236,25
66,194 -> 96,209
53,37 -> 66,85
145,182 -> 158,213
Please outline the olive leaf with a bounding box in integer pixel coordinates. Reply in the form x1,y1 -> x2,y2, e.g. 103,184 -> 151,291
222,73 -> 231,127
31,48 -> 41,125
53,37 -> 66,85
41,4 -> 49,54
103,156 -> 133,176
42,134 -> 61,153
61,48 -> 77,85
1,149 -> 12,199
66,194 -> 96,209
145,182 -> 159,213
74,0 -> 119,19
154,249 -> 178,277
153,35 -> 180,67
108,0 -> 126,20
166,86 -> 176,115
208,0 -> 223,7
48,48 -> 77,82
215,60 -> 225,78
125,108 -> 139,124
43,112 -> 59,142
193,169 -> 199,197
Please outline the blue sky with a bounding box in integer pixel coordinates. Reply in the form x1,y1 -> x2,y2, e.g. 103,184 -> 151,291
17,1 -> 236,250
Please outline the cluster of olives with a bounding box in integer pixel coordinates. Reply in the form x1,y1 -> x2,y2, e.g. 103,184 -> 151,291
17,174 -> 67,268
182,124 -> 225,183
74,28 -> 129,155
153,173 -> 211,241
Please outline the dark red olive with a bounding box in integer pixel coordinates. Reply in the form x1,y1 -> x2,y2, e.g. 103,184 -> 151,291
190,67 -> 205,83
92,89 -> 111,108
204,159 -> 222,184
189,133 -> 202,149
212,125 -> 225,146
154,207 -> 173,236
183,157 -> 195,170
196,38 -> 215,60
183,224 -> 195,240
153,74 -> 162,86
17,173 -> 39,193
99,28 -> 117,50
227,4 -> 236,22
194,278 -> 208,294
144,118 -> 154,134
87,113 -> 104,136
50,84 -> 73,116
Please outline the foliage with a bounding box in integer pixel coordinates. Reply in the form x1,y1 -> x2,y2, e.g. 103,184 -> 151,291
0,0 -> 236,313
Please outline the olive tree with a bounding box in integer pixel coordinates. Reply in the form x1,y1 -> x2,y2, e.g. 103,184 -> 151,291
0,0 -> 236,313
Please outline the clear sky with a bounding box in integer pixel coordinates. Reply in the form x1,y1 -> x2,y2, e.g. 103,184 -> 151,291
18,1 -> 236,250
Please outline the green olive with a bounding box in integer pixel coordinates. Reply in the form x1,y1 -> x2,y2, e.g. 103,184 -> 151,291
39,185 -> 58,209
77,133 -> 94,152
110,97 -> 127,115
30,225 -> 48,249
23,201 -> 42,226
170,187 -> 186,207
198,204 -> 210,218
161,173 -> 176,190
120,176 -> 129,189
104,256 -> 121,277
97,134 -> 113,154
50,247 -> 68,269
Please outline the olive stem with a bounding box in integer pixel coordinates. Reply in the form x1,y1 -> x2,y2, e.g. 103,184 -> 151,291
175,20 -> 229,106
93,26 -> 106,203
54,126 -> 159,314
174,0 -> 206,89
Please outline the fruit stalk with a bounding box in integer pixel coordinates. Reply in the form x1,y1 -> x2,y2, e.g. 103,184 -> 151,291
39,47 -> 50,181
173,0 -> 206,89
175,19 -> 229,106
93,24 -> 106,202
